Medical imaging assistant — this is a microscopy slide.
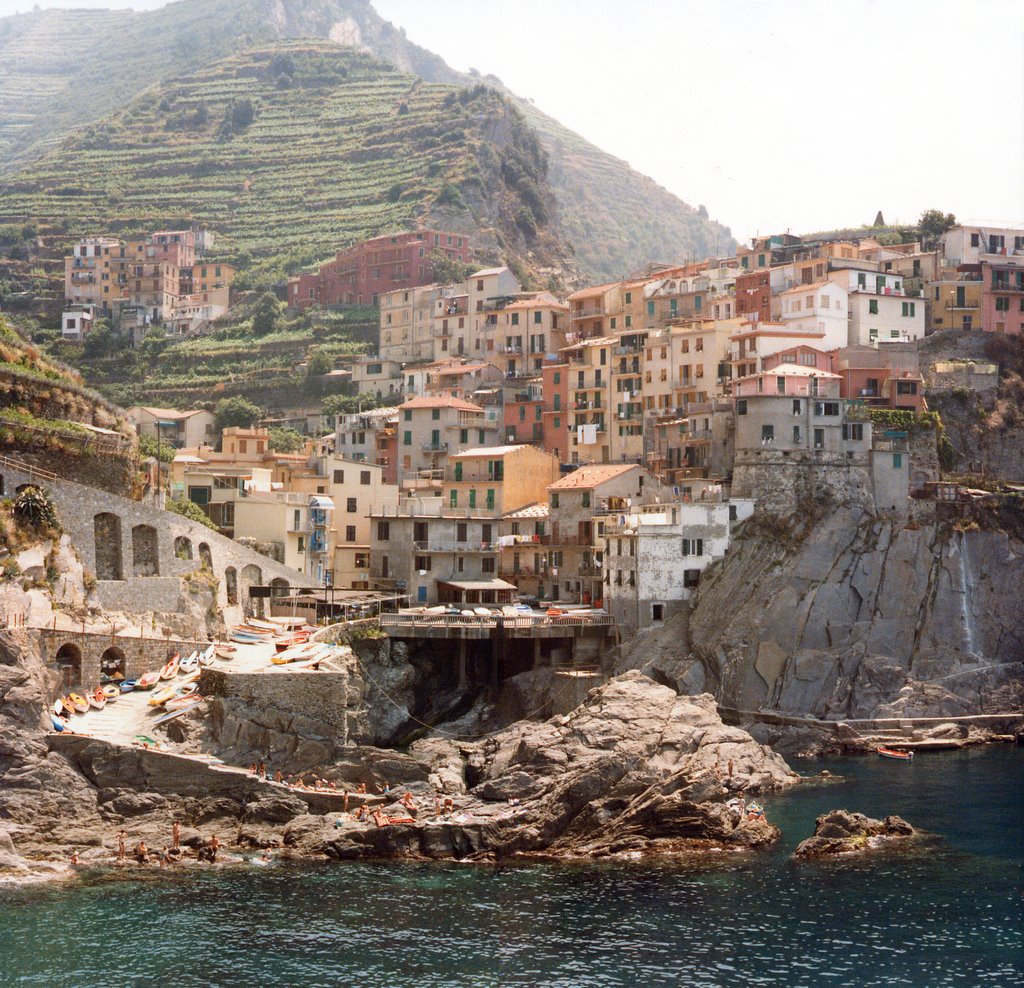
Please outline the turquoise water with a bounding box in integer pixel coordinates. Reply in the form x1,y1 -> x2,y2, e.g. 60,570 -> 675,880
2,747 -> 1022,987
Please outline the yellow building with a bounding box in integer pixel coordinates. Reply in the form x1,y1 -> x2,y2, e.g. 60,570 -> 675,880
927,279 -> 983,333
443,444 -> 560,516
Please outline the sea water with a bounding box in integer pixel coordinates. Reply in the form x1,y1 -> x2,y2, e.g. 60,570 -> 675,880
1,747 -> 1021,987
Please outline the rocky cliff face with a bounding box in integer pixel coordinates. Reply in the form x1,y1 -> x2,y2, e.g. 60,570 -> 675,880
622,506 -> 1024,730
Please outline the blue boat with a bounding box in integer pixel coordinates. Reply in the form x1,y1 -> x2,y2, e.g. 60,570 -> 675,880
51,716 -> 66,732
119,680 -> 138,693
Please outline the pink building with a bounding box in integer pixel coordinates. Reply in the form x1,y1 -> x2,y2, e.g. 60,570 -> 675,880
981,260 -> 1024,336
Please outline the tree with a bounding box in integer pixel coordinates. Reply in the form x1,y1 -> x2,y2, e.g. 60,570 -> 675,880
305,350 -> 333,378
429,248 -> 474,285
214,395 -> 262,431
137,327 -> 169,363
167,496 -> 218,531
231,99 -> 255,130
251,292 -> 282,336
82,320 -> 117,359
918,209 -> 957,244
138,432 -> 175,462
268,426 -> 305,453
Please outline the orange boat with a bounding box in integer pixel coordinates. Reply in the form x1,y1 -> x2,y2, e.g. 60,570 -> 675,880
877,746 -> 914,761
159,654 -> 180,680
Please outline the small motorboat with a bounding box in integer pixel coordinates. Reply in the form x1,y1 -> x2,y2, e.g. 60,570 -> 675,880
119,679 -> 138,693
88,689 -> 107,711
69,693 -> 89,714
148,685 -> 177,707
159,654 -> 180,680
877,746 -> 914,761
137,671 -> 161,691
102,684 -> 120,702
180,650 -> 199,674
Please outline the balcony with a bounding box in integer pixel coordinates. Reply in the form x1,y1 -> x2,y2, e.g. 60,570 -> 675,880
412,540 -> 498,553
991,282 -> 1024,294
572,305 -> 605,319
422,442 -> 449,453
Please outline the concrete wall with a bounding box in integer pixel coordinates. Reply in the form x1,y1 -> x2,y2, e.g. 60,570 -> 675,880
732,448 -> 876,513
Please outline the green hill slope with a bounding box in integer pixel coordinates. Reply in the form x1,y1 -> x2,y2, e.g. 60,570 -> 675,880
0,0 -> 733,281
0,41 -> 568,285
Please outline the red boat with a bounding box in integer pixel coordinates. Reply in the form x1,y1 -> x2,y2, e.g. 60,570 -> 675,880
877,746 -> 914,761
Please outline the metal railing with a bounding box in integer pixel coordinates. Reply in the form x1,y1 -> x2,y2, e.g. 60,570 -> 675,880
380,612 -> 615,631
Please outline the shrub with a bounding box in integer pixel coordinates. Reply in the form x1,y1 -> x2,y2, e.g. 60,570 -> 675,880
214,395 -> 263,431
268,426 -> 305,453
167,496 -> 218,531
13,486 -> 59,530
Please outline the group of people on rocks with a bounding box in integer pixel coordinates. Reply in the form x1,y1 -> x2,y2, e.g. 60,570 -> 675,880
79,821 -> 223,868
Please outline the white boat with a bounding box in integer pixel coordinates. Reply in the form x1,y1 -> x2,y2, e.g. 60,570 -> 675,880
165,690 -> 200,712
180,650 -> 199,673
199,645 -> 216,666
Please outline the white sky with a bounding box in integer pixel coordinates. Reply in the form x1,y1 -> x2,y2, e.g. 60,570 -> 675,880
4,0 -> 1022,241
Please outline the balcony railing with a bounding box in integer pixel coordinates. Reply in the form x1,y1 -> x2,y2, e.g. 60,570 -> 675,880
412,540 -> 498,553
572,305 -> 605,319
422,442 -> 449,452
381,612 -> 615,631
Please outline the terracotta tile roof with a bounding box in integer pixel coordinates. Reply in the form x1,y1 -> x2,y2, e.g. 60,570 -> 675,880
779,280 -> 833,295
503,292 -> 567,310
568,281 -> 620,300
450,445 -> 528,458
503,501 -> 549,520
548,463 -> 640,491
398,395 -> 483,412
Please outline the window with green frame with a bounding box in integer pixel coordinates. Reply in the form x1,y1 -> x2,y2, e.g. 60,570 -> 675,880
449,490 -> 458,508
454,462 -> 462,481
486,489 -> 495,509
403,430 -> 411,446
469,489 -> 476,508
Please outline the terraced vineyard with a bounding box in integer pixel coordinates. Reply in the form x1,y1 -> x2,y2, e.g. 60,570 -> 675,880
1,42 -> 556,285
0,0 -> 733,282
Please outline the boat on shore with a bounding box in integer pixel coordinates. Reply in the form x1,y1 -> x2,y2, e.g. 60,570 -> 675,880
88,689 -> 107,711
180,651 -> 199,674
214,644 -> 236,659
137,671 -> 161,690
119,680 -> 138,694
159,654 -> 180,680
102,684 -> 120,701
877,746 -> 914,761
68,693 -> 89,713
148,684 -> 177,707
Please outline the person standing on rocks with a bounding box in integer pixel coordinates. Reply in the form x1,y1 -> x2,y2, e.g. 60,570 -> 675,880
172,820 -> 180,851
117,830 -> 127,862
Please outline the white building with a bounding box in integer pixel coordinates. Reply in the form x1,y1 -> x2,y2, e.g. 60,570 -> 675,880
776,281 -> 849,349
942,224 -> 1024,266
61,304 -> 98,341
827,267 -> 925,346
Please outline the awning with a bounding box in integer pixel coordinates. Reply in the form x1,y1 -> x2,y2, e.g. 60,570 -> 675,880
309,496 -> 335,509
437,579 -> 518,592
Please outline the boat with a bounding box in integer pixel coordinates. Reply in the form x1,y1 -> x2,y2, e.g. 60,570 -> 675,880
214,645 -> 237,659
274,634 -> 310,652
201,644 -> 216,663
152,701 -> 202,727
180,650 -> 199,674
59,696 -> 76,717
52,699 -> 64,716
102,684 -> 120,701
88,689 -> 107,711
51,715 -> 65,732
164,690 -> 200,712
69,693 -> 89,714
137,671 -> 161,690
148,685 -> 177,707
271,642 -> 327,666
159,654 -> 180,680
119,680 -> 138,693
877,746 -> 914,761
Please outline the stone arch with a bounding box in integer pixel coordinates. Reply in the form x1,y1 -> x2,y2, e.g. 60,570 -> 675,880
94,513 -> 123,580
55,643 -> 82,689
240,564 -> 262,614
225,566 -> 238,605
100,646 -> 127,680
270,577 -> 290,598
132,524 -> 159,576
174,536 -> 194,561
198,542 -> 213,569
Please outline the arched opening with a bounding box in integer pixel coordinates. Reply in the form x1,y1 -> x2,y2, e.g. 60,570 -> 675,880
225,566 -> 238,605
132,524 -> 159,576
55,643 -> 82,689
94,513 -> 123,580
174,536 -> 193,561
100,646 -> 127,681
270,577 -> 290,598
198,542 -> 213,570
241,564 -> 262,615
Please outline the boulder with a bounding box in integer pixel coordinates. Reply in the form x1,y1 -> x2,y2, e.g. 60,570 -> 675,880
794,809 -> 917,858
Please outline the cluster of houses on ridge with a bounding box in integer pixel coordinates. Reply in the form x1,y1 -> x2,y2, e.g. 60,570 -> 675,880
117,221 -> 1019,633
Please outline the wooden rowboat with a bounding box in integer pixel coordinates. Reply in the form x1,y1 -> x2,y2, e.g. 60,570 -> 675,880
69,693 -> 89,713
148,685 -> 177,707
137,671 -> 161,690
180,650 -> 199,674
159,654 -> 180,680
119,679 -> 138,693
877,746 -> 914,761
152,701 -> 202,727
274,635 -> 310,652
165,689 -> 200,712
102,684 -> 120,701
214,645 -> 236,659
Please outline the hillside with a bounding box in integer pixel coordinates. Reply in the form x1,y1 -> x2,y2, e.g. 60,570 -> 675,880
0,41 -> 569,288
0,0 -> 733,282
0,318 -> 137,493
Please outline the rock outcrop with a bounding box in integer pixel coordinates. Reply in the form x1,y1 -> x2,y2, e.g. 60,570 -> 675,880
316,672 -> 797,861
623,506 -> 1024,736
794,809 -> 917,858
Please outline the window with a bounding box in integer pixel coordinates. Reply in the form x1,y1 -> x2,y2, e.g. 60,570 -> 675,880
481,557 -> 495,574
901,301 -> 916,317
842,423 -> 864,441
414,555 -> 431,571
682,539 -> 703,556
777,376 -> 786,394
486,489 -> 495,510
292,509 -> 301,531
996,297 -> 1010,312
333,469 -> 344,484
553,372 -> 560,385
815,402 -> 840,416
360,470 -> 371,485
403,409 -> 412,422
346,497 -> 357,512
647,301 -> 655,317
893,453 -> 903,469
377,522 -> 390,541
345,525 -> 356,542
868,299 -> 879,315
449,490 -> 458,508
792,399 -> 802,415
454,461 -> 463,482
297,536 -> 305,553
625,292 -> 632,304
459,429 -> 468,443
971,233 -> 980,247
482,523 -> 492,543
468,490 -> 476,509
355,552 -> 369,569
761,425 -> 774,442
813,428 -> 825,449
511,313 -> 519,326
431,408 -> 440,420
534,311 -> 542,324
551,493 -> 560,508
737,399 -> 747,415
858,272 -> 866,288
793,425 -> 801,443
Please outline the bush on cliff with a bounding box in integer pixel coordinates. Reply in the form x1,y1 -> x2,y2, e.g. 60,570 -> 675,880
167,496 -> 218,531
12,485 -> 59,531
